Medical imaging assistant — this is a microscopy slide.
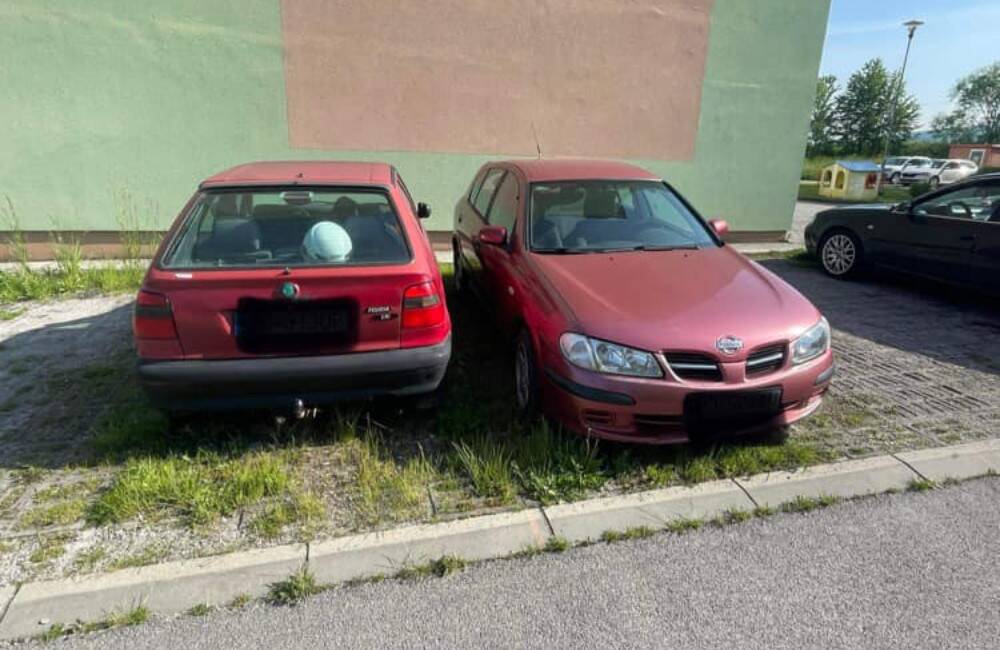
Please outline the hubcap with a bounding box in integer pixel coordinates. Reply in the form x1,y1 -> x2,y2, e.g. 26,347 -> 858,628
822,234 -> 856,275
515,340 -> 531,409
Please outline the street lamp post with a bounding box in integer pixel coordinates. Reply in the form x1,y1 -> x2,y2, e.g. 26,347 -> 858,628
876,19 -> 923,195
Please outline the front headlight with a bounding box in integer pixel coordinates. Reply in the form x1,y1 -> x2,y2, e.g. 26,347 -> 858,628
559,333 -> 663,378
792,317 -> 830,364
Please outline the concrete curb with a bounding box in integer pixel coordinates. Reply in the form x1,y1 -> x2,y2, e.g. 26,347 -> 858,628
735,455 -> 919,507
544,479 -> 751,543
0,442 -> 996,641
895,439 -> 1000,482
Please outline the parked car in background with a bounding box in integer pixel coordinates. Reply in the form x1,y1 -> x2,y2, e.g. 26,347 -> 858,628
901,159 -> 978,188
135,161 -> 451,415
453,159 -> 833,444
805,172 -> 1000,295
882,155 -> 932,184
898,158 -> 937,184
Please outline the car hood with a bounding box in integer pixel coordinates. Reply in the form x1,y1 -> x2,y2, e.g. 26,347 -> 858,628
532,246 -> 822,358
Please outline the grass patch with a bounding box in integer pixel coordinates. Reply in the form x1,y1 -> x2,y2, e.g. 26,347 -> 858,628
397,555 -> 468,580
90,398 -> 171,461
106,603 -> 150,628
601,526 -> 657,543
797,180 -> 909,204
109,544 -> 169,570
451,439 -> 517,505
249,489 -> 326,540
267,566 -> 322,605
780,494 -> 841,513
89,451 -> 292,528
73,546 -> 107,572
907,478 -> 937,492
665,517 -> 704,534
714,508 -> 753,526
18,498 -> 87,529
229,593 -> 253,608
187,603 -> 213,617
511,422 -> 606,504
753,505 -> 777,518
0,306 -> 25,320
29,538 -> 66,564
544,536 -> 570,553
0,266 -> 145,305
351,437 -> 436,526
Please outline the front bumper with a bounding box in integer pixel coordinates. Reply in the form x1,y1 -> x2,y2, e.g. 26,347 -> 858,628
541,349 -> 834,444
137,337 -> 451,411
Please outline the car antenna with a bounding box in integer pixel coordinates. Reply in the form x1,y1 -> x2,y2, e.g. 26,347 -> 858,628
531,122 -> 542,159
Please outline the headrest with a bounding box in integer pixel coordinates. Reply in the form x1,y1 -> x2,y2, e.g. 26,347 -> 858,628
302,221 -> 353,262
583,188 -> 621,219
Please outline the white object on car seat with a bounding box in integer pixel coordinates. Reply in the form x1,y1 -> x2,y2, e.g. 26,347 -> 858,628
302,221 -> 353,262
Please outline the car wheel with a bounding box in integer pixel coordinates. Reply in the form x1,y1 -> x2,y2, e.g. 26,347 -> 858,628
929,176 -> 940,189
514,329 -> 540,418
452,240 -> 468,295
890,172 -> 900,184
819,230 -> 863,279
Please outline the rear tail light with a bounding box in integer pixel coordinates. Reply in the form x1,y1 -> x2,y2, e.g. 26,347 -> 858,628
133,289 -> 178,340
402,282 -> 446,329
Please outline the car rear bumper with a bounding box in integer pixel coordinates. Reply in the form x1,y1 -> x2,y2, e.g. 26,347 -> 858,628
540,349 -> 834,445
137,337 -> 451,411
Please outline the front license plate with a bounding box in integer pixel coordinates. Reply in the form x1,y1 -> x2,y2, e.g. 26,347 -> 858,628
688,388 -> 782,420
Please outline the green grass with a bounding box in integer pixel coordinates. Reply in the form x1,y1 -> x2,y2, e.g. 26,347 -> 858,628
907,478 -> 937,492
714,508 -> 753,526
37,603 -> 150,642
601,526 -> 657,543
0,266 -> 145,305
397,555 -> 468,580
229,593 -> 253,608
187,603 -> 213,617
250,489 -> 326,540
351,437 -> 437,526
89,451 -> 293,528
109,544 -> 169,570
544,536 -> 570,553
665,517 -> 704,534
752,505 -> 777,518
451,439 -> 517,505
105,603 -> 151,628
267,566 -> 322,605
19,498 -> 87,529
779,494 -> 841,513
73,547 -> 107,573
29,538 -> 67,564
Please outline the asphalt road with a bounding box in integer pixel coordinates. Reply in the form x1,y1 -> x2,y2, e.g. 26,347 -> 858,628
46,477 -> 1000,650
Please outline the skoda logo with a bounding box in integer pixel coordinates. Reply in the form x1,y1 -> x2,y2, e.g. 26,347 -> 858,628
716,335 -> 743,355
279,282 -> 300,300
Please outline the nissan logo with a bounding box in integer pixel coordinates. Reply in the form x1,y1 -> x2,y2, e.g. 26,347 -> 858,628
716,335 -> 743,355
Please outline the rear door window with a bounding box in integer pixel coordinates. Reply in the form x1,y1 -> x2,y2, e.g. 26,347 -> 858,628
161,188 -> 411,268
473,169 -> 505,217
487,173 -> 519,231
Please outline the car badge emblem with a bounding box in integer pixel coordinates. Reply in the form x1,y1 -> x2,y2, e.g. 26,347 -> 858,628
280,282 -> 300,300
716,335 -> 743,355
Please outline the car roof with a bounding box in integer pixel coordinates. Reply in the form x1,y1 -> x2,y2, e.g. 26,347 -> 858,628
498,159 -> 660,182
200,161 -> 394,188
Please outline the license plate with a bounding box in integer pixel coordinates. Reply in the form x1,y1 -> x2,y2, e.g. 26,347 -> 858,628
250,308 -> 348,336
688,388 -> 782,420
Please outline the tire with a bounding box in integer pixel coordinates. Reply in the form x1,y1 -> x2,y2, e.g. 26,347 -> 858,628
513,329 -> 540,419
929,176 -> 940,189
818,229 -> 863,279
452,240 -> 468,296
890,172 -> 900,185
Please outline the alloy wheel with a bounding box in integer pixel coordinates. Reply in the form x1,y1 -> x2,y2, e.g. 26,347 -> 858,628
821,233 -> 856,276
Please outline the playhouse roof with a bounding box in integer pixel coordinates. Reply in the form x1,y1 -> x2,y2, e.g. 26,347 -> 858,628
834,160 -> 881,173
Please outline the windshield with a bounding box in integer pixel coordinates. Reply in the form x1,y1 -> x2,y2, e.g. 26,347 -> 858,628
885,157 -> 903,166
930,160 -> 946,168
908,159 -> 931,168
529,180 -> 716,253
161,188 -> 411,269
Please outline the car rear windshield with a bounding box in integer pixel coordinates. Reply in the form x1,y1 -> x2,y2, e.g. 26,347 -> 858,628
161,188 -> 411,269
529,180 -> 716,253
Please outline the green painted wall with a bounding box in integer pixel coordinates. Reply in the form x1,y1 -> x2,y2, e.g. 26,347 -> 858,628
0,0 -> 829,234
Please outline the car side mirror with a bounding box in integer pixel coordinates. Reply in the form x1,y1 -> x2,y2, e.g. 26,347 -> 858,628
417,202 -> 432,219
893,201 -> 911,213
478,225 -> 508,246
708,219 -> 730,238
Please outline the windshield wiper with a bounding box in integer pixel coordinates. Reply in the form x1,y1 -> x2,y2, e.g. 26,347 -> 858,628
532,247 -> 585,254
595,244 -> 701,253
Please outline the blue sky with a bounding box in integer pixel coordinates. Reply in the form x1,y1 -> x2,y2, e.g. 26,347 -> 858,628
820,0 -> 1000,128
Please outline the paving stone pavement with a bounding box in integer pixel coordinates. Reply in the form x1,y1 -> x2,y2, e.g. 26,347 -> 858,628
766,259 -> 1000,451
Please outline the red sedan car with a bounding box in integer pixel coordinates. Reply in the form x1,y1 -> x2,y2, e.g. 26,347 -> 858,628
453,160 -> 833,444
134,161 -> 451,413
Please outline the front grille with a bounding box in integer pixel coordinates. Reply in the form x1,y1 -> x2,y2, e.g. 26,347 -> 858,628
664,353 -> 722,381
745,343 -> 786,376
633,414 -> 685,436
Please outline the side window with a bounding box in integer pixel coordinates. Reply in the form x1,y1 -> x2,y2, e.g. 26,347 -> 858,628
642,186 -> 700,236
487,173 -> 519,230
468,168 -> 489,204
395,172 -> 417,214
913,182 -> 1000,221
473,169 -> 505,217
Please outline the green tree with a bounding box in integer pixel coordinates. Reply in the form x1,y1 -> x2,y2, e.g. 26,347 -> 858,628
931,62 -> 1000,143
807,75 -> 838,155
834,58 -> 919,155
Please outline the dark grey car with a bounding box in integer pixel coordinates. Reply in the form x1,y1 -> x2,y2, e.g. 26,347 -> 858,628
804,173 -> 1000,295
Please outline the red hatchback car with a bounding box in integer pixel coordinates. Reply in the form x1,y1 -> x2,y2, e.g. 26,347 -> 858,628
453,160 -> 834,444
134,161 -> 451,413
